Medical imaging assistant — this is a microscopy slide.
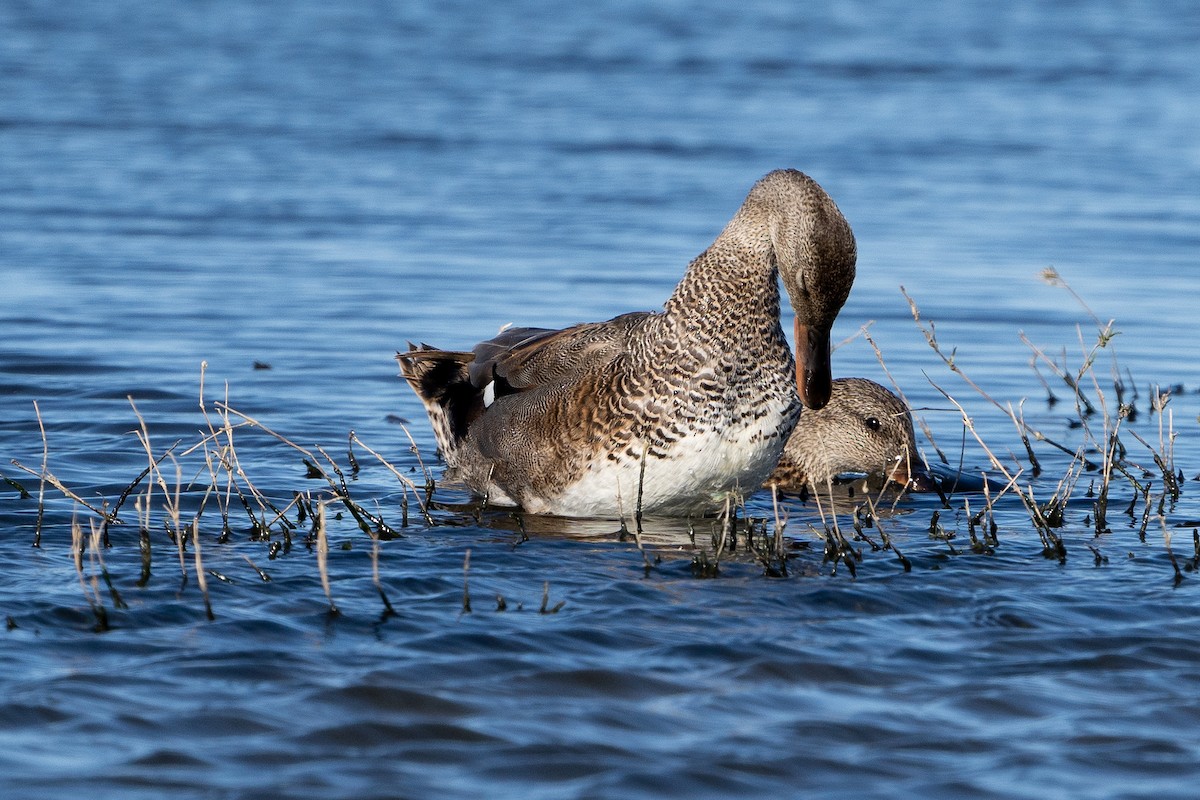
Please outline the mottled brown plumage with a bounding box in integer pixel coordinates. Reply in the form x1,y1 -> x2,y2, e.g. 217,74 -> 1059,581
398,169 -> 856,517
768,378 -> 934,492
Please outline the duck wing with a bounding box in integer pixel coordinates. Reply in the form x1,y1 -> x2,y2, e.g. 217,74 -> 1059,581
468,312 -> 648,402
398,313 -> 648,458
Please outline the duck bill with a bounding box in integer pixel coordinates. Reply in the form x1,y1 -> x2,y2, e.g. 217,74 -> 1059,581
794,318 -> 832,410
888,456 -> 938,493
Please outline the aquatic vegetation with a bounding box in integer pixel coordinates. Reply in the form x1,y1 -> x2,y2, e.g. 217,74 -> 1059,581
3,275 -> 1198,629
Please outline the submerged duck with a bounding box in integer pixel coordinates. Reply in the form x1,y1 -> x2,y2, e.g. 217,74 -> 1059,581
399,169 -> 856,517
768,378 -> 935,493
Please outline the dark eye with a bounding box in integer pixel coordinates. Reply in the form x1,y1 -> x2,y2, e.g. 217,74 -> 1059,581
864,417 -> 882,432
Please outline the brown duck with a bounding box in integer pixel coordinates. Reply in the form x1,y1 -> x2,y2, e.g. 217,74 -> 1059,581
399,169 -> 856,517
769,377 -> 934,493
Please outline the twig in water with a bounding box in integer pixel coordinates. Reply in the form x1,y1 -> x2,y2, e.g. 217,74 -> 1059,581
71,516 -> 110,632
349,432 -> 433,526
194,366 -> 274,538
317,443 -> 400,539
810,478 -> 858,576
867,496 -> 911,572
636,443 -> 648,536
712,495 -> 731,562
768,483 -> 788,575
1029,357 -> 1059,407
461,549 -> 472,615
621,445 -> 655,574
540,581 -> 564,614
393,417 -> 435,492
10,458 -> 117,525
88,517 -> 127,611
1008,399 -> 1042,477
346,430 -> 361,475
241,554 -> 271,582
1125,389 -> 1180,504
1161,520 -> 1184,587
903,286 -> 1096,469
33,400 -> 47,546
191,517 -> 215,621
216,402 -> 399,539
1,471 -> 31,500
1040,267 -> 1104,329
315,502 -> 339,615
372,537 -> 395,618
926,377 -> 1074,559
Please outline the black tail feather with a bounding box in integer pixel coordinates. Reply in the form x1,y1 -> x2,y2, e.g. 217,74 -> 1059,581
397,344 -> 485,452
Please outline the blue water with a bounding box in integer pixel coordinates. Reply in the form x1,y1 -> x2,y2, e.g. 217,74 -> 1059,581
4,1 -> 1200,798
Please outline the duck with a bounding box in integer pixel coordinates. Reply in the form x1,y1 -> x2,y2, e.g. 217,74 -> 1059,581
767,377 -> 936,493
398,169 -> 856,517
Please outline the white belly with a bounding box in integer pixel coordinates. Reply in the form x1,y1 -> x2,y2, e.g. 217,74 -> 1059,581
525,413 -> 790,518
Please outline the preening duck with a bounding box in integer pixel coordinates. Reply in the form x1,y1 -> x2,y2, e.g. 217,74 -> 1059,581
399,169 -> 856,517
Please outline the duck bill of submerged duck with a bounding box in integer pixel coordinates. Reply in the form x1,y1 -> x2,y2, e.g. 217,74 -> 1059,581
887,457 -> 939,493
794,318 -> 832,410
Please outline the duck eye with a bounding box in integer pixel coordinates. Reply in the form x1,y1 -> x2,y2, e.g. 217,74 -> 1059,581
864,417 -> 882,432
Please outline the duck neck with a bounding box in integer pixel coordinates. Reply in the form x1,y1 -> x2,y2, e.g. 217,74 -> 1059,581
662,235 -> 783,345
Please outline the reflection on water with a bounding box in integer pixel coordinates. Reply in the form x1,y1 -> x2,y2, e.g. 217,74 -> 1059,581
3,0 -> 1200,798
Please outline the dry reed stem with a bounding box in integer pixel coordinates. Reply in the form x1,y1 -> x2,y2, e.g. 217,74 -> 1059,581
924,377 -> 1075,555
196,362 -> 230,530
33,399 -> 47,545
88,517 -> 127,611
315,444 -> 399,538
371,537 -> 395,617
196,370 -> 247,537
865,495 -> 911,571
191,514 -> 215,621
624,445 -> 656,571
807,478 -> 859,576
241,554 -> 271,582
627,510 -> 654,572
771,483 -> 787,561
128,396 -> 174,515
540,581 -> 564,614
10,458 -> 116,524
1040,267 -> 1105,329
219,414 -> 285,533
1160,516 -> 1184,586
315,502 -> 338,615
163,455 -> 188,579
461,548 -> 472,614
1124,391 -> 1181,503
904,287 -> 1089,469
188,373 -> 298,536
713,495 -> 731,562
862,326 -> 945,466
347,432 -> 433,524
1028,357 -> 1060,406
71,516 -> 109,631
1008,399 -> 1043,476
1019,328 -> 1108,418
1017,338 -> 1099,474
114,445 -> 176,528
215,402 -> 398,539
926,379 -> 1019,481
394,419 -> 435,489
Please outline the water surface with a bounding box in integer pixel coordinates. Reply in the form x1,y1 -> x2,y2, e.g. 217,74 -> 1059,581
3,1 -> 1200,798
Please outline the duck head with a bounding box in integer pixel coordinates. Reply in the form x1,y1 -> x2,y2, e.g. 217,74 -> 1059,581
787,377 -> 934,492
746,170 -> 857,410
